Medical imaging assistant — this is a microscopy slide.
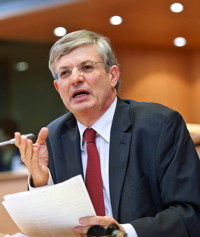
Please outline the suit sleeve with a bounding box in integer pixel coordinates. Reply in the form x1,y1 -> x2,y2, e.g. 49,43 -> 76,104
131,111 -> 200,237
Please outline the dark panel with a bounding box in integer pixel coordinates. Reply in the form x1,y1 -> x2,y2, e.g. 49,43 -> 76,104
0,58 -> 10,118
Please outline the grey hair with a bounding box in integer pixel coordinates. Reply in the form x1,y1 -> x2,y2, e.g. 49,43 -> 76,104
49,29 -> 120,92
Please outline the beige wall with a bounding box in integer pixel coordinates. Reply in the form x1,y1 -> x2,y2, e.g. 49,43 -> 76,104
1,41 -> 200,133
116,46 -> 200,123
192,53 -> 200,123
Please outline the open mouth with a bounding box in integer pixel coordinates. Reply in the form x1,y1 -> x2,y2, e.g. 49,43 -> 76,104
73,90 -> 89,98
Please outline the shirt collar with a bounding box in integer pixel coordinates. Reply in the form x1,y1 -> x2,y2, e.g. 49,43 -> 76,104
77,97 -> 117,151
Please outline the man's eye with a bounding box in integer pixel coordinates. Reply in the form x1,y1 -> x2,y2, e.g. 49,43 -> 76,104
60,69 -> 71,78
81,64 -> 94,72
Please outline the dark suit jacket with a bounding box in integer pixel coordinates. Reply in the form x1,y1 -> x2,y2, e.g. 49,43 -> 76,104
47,97 -> 200,237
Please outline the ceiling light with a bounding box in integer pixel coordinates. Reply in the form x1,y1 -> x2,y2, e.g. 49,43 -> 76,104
53,27 -> 67,37
109,16 -> 123,25
15,62 -> 29,71
173,37 -> 187,47
170,3 -> 184,13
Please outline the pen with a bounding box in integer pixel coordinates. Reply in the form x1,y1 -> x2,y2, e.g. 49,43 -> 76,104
0,133 -> 35,146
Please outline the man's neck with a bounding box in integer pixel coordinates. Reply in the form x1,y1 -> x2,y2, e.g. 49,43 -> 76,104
75,96 -> 117,127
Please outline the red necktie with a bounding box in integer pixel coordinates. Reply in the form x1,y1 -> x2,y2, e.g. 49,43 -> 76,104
84,128 -> 105,216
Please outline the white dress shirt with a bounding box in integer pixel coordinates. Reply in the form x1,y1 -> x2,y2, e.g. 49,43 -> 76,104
77,97 -> 137,237
30,97 -> 137,237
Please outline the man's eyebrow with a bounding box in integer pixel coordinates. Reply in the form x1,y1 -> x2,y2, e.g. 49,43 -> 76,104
56,60 -> 96,72
55,65 -> 71,74
58,65 -> 71,69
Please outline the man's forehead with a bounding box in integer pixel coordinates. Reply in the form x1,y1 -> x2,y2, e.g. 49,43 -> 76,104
54,45 -> 101,68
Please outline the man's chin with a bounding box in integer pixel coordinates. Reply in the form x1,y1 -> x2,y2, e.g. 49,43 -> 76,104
70,102 -> 94,114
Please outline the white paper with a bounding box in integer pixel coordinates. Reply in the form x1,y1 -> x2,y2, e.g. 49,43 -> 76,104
4,233 -> 28,237
2,175 -> 96,237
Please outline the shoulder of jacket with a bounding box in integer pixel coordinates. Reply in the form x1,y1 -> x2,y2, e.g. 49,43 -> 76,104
118,98 -> 181,124
47,112 -> 75,135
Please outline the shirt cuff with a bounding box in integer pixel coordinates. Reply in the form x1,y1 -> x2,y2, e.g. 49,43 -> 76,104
121,223 -> 138,237
28,169 -> 54,190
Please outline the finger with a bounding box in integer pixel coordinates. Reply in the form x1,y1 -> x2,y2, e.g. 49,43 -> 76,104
80,216 -> 116,227
14,132 -> 22,147
21,138 -> 33,165
30,147 -> 39,171
25,139 -> 33,166
97,216 -> 116,226
74,225 -> 91,235
36,127 -> 48,145
19,136 -> 29,162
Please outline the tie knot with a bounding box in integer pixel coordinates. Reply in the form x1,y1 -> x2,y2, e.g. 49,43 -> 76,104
84,128 -> 96,143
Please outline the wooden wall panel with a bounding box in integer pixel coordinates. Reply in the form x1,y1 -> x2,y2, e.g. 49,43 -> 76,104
191,51 -> 200,123
117,47 -> 199,123
0,172 -> 28,234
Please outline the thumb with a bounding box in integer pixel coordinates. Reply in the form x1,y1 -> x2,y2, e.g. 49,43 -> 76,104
36,127 -> 48,145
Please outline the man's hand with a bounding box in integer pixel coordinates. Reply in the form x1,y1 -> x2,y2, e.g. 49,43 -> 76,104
74,216 -> 125,236
14,127 -> 49,187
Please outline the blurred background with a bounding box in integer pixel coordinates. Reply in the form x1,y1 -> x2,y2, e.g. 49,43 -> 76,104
0,0 -> 200,139
0,1 -> 200,233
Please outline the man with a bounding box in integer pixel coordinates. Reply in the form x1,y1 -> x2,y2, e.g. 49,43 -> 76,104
15,30 -> 200,236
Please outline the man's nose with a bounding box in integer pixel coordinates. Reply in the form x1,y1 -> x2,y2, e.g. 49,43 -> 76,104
70,67 -> 84,83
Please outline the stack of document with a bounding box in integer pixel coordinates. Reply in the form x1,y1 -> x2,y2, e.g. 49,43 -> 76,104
2,175 -> 96,237
4,233 -> 27,237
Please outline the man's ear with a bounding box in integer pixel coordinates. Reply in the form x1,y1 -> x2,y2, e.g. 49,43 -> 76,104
53,80 -> 59,93
109,65 -> 120,88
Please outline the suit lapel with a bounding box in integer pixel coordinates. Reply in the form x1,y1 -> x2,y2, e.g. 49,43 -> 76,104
57,99 -> 132,219
109,98 -> 132,219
